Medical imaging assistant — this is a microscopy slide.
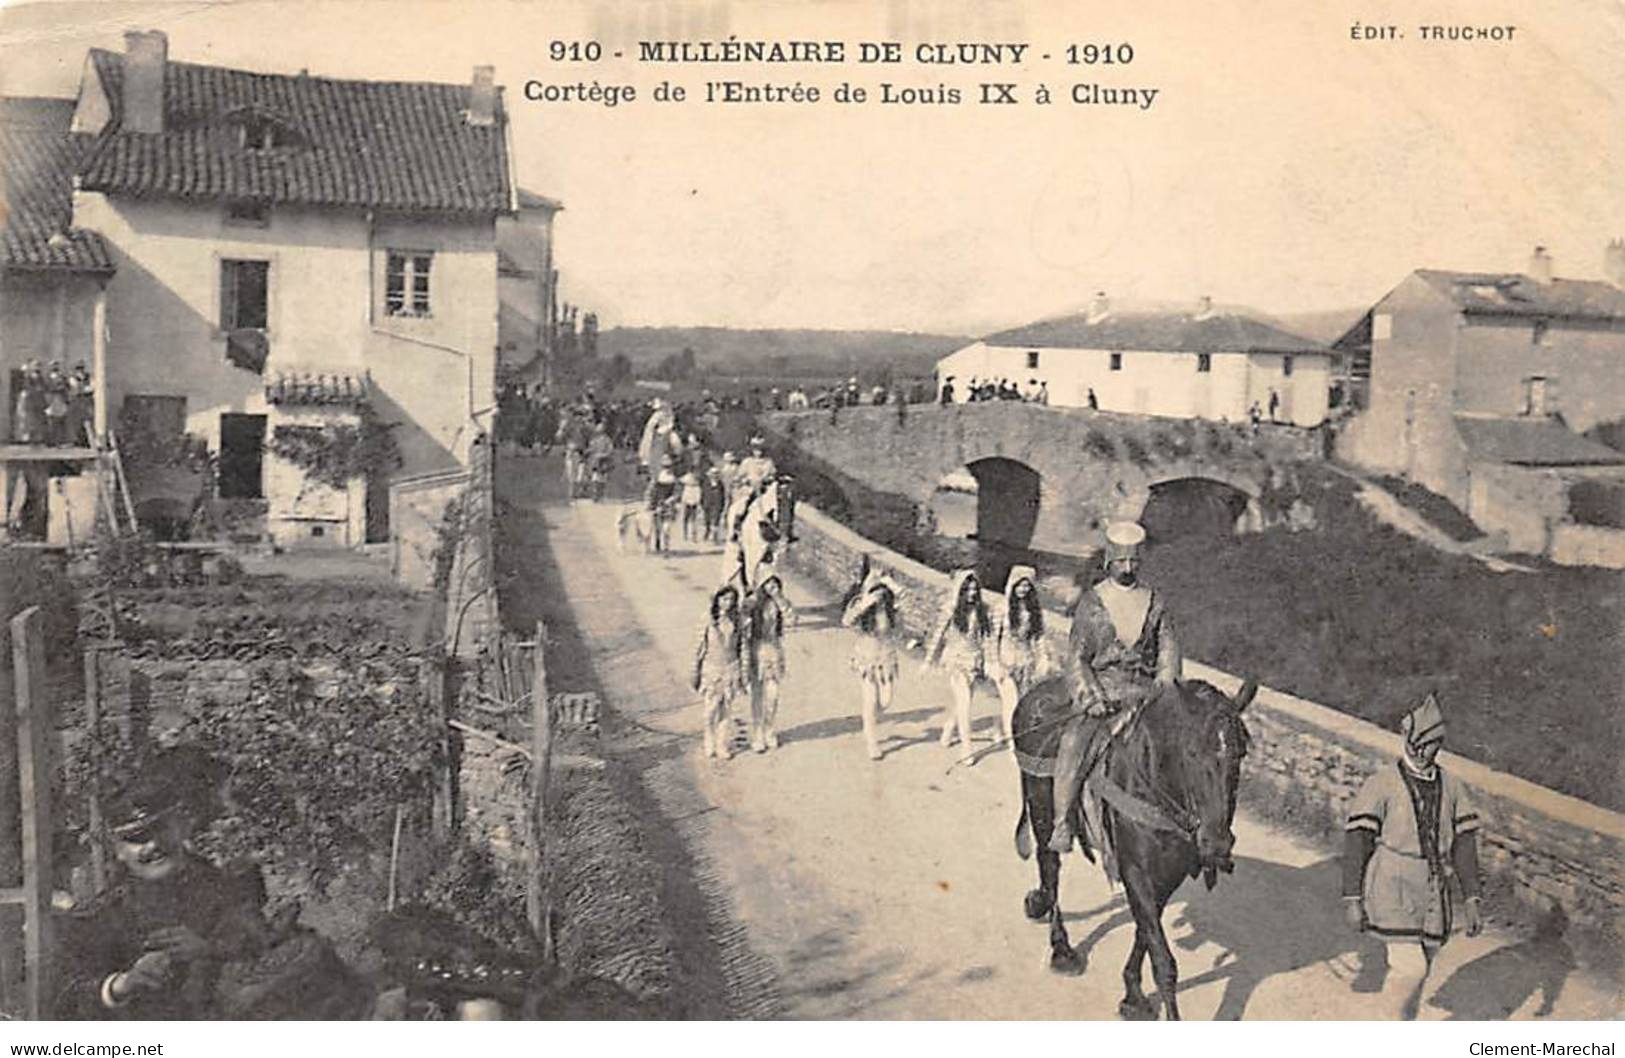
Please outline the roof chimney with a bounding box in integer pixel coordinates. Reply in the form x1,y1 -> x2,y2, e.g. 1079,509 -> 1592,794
121,30 -> 167,134
1606,239 -> 1625,289
1087,291 -> 1110,324
468,65 -> 496,127
1193,294 -> 1214,320
1529,245 -> 1553,285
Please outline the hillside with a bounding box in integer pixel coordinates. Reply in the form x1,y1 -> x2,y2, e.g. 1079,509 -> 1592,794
596,327 -> 970,379
1269,307 -> 1367,345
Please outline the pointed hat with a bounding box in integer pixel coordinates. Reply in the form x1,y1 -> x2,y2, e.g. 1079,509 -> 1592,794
1403,691 -> 1446,747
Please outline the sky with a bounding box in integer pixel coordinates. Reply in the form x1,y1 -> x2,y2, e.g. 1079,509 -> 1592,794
2,0 -> 1622,334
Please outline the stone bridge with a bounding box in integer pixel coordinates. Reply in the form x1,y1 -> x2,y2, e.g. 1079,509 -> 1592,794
761,404 -> 1323,555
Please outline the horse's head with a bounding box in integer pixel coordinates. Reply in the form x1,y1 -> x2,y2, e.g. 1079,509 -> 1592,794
1159,679 -> 1255,885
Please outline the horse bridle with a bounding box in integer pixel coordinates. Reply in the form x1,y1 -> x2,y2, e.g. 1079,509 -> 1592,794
1099,709 -> 1244,846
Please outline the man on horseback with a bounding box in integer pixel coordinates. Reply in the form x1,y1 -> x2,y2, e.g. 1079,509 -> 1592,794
1046,521 -> 1182,858
736,435 -> 776,496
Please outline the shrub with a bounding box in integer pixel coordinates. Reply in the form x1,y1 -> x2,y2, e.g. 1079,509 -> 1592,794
177,666 -> 443,888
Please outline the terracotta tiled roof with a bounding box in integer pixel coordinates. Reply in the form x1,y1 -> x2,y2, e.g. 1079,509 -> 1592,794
1417,270 -> 1625,322
0,97 -> 115,272
984,310 -> 1326,354
79,51 -> 513,214
1455,415 -> 1625,467
264,369 -> 371,407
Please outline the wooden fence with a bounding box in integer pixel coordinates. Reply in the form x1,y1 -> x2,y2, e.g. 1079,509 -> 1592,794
0,607 -> 55,1019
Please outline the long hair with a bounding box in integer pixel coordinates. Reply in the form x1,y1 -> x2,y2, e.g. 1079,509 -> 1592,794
709,587 -> 739,624
857,587 -> 896,634
840,554 -> 873,613
1008,590 -> 1044,639
753,579 -> 786,638
951,579 -> 990,637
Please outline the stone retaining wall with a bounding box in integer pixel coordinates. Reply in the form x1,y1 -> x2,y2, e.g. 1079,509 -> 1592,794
781,501 -> 1625,938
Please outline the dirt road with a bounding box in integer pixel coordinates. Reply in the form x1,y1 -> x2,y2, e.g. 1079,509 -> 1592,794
506,463 -> 1617,1020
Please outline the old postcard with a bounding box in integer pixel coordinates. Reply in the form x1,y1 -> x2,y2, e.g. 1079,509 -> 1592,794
0,0 -> 1620,1043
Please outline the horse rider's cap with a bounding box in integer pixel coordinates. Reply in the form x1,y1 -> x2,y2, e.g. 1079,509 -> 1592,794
749,435 -> 766,448
722,451 -> 735,462
1403,692 -> 1446,748
1104,521 -> 1147,560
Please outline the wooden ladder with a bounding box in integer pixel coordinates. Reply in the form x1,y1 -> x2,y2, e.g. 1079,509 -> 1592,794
86,423 -> 138,537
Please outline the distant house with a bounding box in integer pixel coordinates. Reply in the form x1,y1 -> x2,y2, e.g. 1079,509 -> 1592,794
936,295 -> 1332,426
1,97 -> 116,541
1334,246 -> 1625,560
57,30 -> 523,546
497,188 -> 562,385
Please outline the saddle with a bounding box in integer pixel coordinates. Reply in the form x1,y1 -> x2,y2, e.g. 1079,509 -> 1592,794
1011,675 -> 1152,881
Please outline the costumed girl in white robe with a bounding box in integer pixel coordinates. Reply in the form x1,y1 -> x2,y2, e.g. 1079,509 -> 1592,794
692,584 -> 745,760
925,569 -> 992,758
988,565 -> 1057,748
842,569 -> 903,761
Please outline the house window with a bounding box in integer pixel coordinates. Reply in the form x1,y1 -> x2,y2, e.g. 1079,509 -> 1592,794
1532,320 -> 1549,346
1282,355 -> 1294,377
1026,351 -> 1040,369
225,201 -> 270,227
220,259 -> 269,330
385,251 -> 433,318
1109,353 -> 1123,372
1196,353 -> 1212,373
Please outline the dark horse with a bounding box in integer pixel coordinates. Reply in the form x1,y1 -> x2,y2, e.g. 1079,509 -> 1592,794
1011,674 -> 1256,1020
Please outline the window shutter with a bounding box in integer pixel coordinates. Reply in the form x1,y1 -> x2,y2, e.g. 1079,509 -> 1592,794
220,260 -> 239,329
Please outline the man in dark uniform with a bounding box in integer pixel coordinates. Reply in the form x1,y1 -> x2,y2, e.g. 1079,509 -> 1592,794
54,751 -> 268,1019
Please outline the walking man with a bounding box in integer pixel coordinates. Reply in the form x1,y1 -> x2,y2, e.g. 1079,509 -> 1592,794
1344,692 -> 1483,1019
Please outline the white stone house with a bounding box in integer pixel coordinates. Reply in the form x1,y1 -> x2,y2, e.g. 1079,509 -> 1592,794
59,31 -> 521,546
937,295 -> 1332,427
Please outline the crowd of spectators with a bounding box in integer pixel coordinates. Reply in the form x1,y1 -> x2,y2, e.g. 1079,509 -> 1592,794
9,359 -> 94,447
937,375 -> 1049,406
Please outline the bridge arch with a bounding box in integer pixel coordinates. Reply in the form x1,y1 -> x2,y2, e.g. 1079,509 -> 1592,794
1140,475 -> 1260,540
925,456 -> 1043,551
966,457 -> 1042,552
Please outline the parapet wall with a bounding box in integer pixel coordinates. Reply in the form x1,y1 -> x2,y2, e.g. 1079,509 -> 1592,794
781,500 -> 1625,937
763,404 -> 1321,554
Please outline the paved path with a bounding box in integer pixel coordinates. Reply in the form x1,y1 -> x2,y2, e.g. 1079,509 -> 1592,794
521,482 -> 1617,1020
